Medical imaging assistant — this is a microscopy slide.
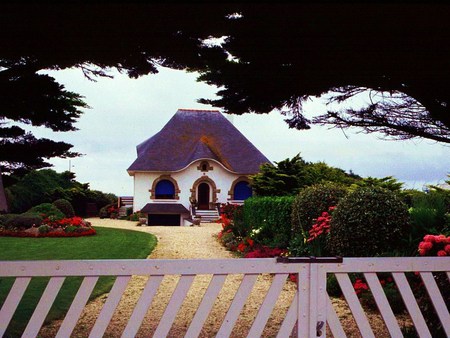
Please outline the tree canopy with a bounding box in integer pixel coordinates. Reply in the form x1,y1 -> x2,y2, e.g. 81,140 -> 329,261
1,3 -> 449,180
250,154 -> 360,196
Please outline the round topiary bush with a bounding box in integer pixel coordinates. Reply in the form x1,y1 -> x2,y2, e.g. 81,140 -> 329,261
327,187 -> 409,257
27,203 -> 65,220
53,199 -> 75,218
291,183 -> 348,235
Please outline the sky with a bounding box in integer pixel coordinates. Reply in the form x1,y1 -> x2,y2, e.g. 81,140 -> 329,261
30,66 -> 450,196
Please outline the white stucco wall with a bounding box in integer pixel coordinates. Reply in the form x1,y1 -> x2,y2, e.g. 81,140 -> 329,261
131,159 -> 251,212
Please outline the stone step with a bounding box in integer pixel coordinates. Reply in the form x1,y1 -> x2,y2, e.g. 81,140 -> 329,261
194,209 -> 220,222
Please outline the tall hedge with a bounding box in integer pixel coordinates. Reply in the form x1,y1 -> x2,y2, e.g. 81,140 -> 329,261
327,187 -> 410,257
243,196 -> 294,249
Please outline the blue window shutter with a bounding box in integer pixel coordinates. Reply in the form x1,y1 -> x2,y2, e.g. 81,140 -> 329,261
234,181 -> 252,200
155,180 -> 175,196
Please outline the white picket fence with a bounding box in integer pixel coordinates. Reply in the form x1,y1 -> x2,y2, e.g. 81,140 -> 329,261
0,257 -> 449,337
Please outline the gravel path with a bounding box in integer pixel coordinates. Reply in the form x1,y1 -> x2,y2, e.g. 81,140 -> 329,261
39,219 -> 296,337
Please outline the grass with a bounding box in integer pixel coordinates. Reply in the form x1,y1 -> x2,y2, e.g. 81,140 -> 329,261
0,226 -> 157,338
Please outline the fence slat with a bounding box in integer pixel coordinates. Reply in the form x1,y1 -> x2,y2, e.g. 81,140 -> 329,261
0,277 -> 31,337
153,275 -> 196,338
216,274 -> 258,337
420,272 -> 450,337
335,273 -> 375,338
88,275 -> 131,338
297,265 -> 310,337
56,276 -> 99,338
121,275 -> 164,338
276,291 -> 298,338
364,272 -> 403,337
326,294 -> 346,337
22,276 -> 65,338
247,273 -> 288,338
185,274 -> 227,338
392,272 -> 432,338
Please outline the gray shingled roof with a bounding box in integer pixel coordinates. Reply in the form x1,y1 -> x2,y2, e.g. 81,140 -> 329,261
128,109 -> 270,173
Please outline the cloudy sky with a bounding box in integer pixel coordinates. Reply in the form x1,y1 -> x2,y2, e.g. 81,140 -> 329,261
31,66 -> 449,196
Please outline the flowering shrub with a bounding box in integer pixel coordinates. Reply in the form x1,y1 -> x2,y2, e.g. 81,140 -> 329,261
418,234 -> 450,256
0,213 -> 95,238
306,206 -> 334,256
220,203 -> 240,220
244,245 -> 287,258
416,234 -> 450,336
42,216 -> 86,229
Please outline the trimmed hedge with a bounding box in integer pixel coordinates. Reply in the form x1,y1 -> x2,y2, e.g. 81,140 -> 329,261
327,186 -> 410,257
243,196 -> 295,249
53,199 -> 75,218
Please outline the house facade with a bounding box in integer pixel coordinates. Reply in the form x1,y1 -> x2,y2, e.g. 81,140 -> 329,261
127,109 -> 270,225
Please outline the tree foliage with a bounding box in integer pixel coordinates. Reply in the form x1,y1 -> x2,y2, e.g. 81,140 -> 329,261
1,3 -> 449,181
5,169 -> 116,215
251,154 -> 359,196
195,4 -> 450,143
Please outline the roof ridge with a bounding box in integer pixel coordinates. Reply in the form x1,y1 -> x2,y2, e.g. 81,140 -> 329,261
177,108 -> 221,113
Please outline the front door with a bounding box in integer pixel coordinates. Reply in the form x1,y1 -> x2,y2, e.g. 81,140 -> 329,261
197,182 -> 210,210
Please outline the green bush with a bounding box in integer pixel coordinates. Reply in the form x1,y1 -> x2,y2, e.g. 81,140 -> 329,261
327,187 -> 409,257
64,225 -> 78,233
53,199 -> 75,217
38,224 -> 51,234
27,203 -> 65,220
5,214 -> 43,229
291,183 -> 348,235
0,214 -> 19,227
231,205 -> 249,238
243,196 -> 294,249
129,212 -> 142,222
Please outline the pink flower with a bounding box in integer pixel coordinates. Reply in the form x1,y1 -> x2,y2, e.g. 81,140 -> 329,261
423,235 -> 436,243
437,250 -> 447,257
435,234 -> 447,243
419,241 -> 433,250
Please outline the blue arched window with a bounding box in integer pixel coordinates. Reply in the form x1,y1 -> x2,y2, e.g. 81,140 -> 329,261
155,180 -> 175,199
234,181 -> 252,200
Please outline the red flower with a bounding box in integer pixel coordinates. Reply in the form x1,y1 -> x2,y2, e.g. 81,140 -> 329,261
437,250 -> 447,257
423,235 -> 436,243
237,242 -> 247,253
445,244 -> 450,254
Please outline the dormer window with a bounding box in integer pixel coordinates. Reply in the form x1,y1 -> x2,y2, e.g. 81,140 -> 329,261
198,161 -> 212,172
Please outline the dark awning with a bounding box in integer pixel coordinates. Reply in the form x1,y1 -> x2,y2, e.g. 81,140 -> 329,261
140,203 -> 189,214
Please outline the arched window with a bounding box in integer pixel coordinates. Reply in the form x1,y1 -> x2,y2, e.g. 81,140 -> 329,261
155,179 -> 175,199
233,181 -> 252,200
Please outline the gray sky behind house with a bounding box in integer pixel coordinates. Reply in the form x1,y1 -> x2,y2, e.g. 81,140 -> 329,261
31,67 -> 450,196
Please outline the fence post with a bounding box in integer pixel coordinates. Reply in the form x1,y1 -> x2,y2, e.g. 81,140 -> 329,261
297,263 -> 310,337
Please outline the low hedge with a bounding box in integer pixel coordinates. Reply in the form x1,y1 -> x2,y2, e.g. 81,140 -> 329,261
243,196 -> 295,249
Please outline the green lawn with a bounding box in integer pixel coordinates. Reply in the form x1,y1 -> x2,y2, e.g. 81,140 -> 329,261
0,226 -> 157,338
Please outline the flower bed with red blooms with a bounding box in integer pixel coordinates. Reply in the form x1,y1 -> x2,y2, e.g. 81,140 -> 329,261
0,227 -> 96,238
0,216 -> 96,238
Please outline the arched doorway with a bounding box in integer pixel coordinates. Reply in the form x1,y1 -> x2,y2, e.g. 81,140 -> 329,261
197,182 -> 210,210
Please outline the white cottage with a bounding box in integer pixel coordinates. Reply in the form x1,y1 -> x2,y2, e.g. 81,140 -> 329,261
127,109 -> 270,226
